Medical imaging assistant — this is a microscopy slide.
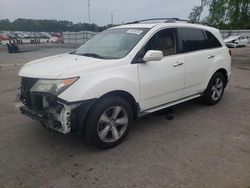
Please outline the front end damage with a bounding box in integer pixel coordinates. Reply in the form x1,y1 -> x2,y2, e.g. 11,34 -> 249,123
14,77 -> 91,134
16,99 -> 80,134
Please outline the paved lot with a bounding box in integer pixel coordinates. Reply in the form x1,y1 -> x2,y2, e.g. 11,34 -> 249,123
0,46 -> 250,188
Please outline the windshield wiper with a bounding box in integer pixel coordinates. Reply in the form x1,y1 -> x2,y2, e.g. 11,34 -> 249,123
77,53 -> 105,59
74,52 -> 118,59
69,50 -> 76,54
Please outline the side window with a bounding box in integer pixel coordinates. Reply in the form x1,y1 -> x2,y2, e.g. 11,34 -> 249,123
204,31 -> 222,49
180,28 -> 207,53
145,28 -> 177,57
134,28 -> 178,62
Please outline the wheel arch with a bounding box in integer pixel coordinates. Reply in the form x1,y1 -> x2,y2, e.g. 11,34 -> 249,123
205,68 -> 228,90
202,68 -> 228,105
78,90 -> 139,135
214,68 -> 228,85
98,90 -> 139,120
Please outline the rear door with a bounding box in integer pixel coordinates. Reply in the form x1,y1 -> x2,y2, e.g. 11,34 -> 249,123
179,28 -> 214,97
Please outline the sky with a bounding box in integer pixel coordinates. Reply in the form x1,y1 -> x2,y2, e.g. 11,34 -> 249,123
0,0 -> 205,26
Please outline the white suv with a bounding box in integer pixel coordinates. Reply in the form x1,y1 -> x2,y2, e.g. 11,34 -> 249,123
16,18 -> 231,148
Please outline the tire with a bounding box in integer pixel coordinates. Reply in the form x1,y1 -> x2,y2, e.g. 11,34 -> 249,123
202,72 -> 226,105
84,96 -> 133,149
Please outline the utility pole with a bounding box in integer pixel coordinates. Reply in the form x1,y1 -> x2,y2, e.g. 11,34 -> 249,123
88,0 -> 91,24
111,12 -> 114,25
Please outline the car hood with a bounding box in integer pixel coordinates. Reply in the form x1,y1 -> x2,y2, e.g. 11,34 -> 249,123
224,36 -> 239,43
18,53 -> 122,79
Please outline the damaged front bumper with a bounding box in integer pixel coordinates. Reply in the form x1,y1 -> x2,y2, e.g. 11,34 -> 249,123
16,100 -> 79,134
14,91 -> 95,135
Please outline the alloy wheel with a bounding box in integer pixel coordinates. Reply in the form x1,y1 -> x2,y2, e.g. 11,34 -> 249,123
97,106 -> 128,143
211,77 -> 224,101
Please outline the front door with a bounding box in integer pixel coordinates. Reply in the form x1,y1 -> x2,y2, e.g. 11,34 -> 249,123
137,28 -> 185,110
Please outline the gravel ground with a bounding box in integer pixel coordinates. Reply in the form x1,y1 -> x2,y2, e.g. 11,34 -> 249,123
0,46 -> 249,188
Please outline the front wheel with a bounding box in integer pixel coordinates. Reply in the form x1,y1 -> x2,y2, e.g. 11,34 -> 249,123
84,96 -> 133,149
202,72 -> 226,105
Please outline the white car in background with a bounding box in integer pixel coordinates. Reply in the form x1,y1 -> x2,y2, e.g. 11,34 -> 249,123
224,35 -> 248,48
15,18 -> 231,149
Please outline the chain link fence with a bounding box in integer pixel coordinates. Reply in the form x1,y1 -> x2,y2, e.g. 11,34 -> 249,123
220,30 -> 250,42
63,31 -> 97,47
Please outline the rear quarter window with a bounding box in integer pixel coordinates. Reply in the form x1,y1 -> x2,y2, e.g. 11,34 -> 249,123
180,28 -> 207,53
204,31 -> 222,49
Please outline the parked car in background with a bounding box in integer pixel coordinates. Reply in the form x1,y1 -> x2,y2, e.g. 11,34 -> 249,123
224,35 -> 248,48
39,32 -> 51,39
0,33 -> 10,45
0,33 -> 9,40
15,18 -> 231,149
49,32 -> 63,43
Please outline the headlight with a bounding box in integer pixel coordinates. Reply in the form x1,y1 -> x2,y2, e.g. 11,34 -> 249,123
30,77 -> 79,96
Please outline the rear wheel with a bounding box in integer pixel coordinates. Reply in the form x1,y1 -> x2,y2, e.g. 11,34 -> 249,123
202,72 -> 226,105
84,96 -> 133,149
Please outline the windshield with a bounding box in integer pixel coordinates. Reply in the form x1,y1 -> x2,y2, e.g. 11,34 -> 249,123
74,28 -> 149,59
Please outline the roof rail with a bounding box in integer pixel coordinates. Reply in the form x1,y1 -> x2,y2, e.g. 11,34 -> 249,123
125,18 -> 212,27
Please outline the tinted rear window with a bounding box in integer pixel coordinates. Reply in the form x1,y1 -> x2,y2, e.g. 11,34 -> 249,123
204,31 -> 222,49
180,28 -> 207,53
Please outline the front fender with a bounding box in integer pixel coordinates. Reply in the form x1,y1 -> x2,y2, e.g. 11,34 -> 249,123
58,65 -> 140,103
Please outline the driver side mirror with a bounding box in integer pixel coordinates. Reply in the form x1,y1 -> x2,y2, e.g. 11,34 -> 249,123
143,50 -> 163,62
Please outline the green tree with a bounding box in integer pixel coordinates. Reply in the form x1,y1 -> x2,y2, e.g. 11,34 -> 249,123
0,18 -> 108,32
190,0 -> 250,29
207,0 -> 229,28
227,0 -> 250,29
0,19 -> 11,30
189,0 -> 210,22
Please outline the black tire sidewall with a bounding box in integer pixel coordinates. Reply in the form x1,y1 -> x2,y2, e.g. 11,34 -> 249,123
84,96 -> 133,149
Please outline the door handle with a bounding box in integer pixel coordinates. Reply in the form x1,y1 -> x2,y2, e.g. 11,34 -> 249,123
208,55 -> 215,59
173,62 -> 184,67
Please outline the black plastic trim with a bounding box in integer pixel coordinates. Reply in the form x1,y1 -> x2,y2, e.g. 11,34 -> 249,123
29,91 -> 96,106
20,106 -> 47,122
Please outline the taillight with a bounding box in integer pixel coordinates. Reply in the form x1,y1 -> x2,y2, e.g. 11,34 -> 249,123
229,49 -> 232,56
